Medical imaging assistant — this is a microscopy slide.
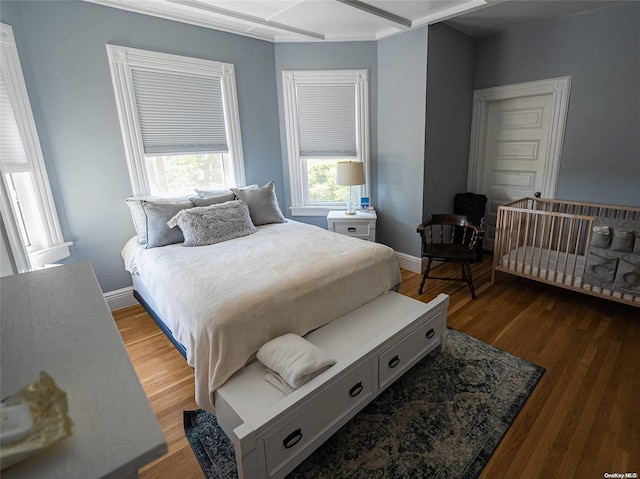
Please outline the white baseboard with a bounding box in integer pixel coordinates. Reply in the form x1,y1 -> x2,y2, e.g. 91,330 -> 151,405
104,286 -> 136,311
395,252 -> 423,274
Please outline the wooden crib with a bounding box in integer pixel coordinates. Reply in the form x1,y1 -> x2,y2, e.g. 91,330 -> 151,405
493,197 -> 640,307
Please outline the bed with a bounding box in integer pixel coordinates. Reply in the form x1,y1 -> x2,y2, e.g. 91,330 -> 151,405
122,219 -> 402,413
493,197 -> 640,307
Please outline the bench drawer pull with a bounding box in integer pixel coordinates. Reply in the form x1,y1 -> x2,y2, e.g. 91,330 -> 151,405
283,429 -> 302,449
388,355 -> 400,368
347,227 -> 357,232
349,382 -> 363,397
426,328 -> 436,339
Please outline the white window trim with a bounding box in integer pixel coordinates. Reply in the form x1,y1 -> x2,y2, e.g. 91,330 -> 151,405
0,23 -> 71,272
106,44 -> 246,196
282,70 -> 370,217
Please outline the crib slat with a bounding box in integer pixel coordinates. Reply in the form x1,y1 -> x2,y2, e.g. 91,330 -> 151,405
570,217 -> 584,287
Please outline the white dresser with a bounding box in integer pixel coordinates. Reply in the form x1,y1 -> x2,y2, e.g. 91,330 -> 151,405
0,262 -> 167,478
214,291 -> 449,479
327,210 -> 377,241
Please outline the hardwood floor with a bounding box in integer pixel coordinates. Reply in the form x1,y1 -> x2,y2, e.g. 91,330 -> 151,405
113,256 -> 640,479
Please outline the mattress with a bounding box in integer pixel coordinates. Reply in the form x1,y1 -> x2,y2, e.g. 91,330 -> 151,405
122,220 -> 402,413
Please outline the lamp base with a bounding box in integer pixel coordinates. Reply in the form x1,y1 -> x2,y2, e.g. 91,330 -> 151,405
344,211 -> 356,215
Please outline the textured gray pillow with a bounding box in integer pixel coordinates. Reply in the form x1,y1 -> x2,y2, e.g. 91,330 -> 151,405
232,181 -> 285,226
125,195 -> 192,245
167,200 -> 257,247
190,193 -> 236,207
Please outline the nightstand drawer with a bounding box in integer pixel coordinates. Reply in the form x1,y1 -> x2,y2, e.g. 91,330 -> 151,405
327,210 -> 377,242
335,223 -> 370,236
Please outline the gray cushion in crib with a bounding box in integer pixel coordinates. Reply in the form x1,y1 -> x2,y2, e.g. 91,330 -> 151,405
613,254 -> 640,295
593,217 -> 640,252
611,228 -> 635,252
167,200 -> 257,247
590,225 -> 611,248
584,249 -> 619,288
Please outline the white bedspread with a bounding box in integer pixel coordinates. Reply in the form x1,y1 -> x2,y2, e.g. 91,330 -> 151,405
122,220 -> 402,413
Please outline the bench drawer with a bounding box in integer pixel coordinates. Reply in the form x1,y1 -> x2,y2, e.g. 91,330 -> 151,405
264,362 -> 373,477
378,312 -> 442,390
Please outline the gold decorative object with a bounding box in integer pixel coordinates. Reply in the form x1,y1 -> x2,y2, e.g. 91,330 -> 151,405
1,372 -> 73,470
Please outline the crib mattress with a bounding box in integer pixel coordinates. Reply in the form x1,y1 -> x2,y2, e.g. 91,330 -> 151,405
500,246 -> 640,303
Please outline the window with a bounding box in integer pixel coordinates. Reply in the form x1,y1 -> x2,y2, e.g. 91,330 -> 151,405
0,23 -> 72,273
282,70 -> 370,216
106,45 -> 245,196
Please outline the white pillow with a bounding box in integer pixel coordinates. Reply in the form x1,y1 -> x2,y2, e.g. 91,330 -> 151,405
195,184 -> 257,198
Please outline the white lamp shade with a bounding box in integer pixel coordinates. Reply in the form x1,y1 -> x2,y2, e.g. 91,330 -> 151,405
336,161 -> 365,186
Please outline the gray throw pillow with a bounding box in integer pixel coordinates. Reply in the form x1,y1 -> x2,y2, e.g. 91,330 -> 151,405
167,200 -> 257,247
142,200 -> 193,248
231,181 -> 286,226
190,193 -> 236,207
125,195 -> 192,245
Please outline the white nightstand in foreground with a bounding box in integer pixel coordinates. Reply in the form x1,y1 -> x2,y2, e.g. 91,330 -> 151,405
0,261 -> 167,478
327,210 -> 377,242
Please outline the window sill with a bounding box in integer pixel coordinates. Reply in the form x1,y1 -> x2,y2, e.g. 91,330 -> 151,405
290,206 -> 346,217
29,242 -> 73,269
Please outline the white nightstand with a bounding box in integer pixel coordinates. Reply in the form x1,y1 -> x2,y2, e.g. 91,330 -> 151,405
327,210 -> 377,241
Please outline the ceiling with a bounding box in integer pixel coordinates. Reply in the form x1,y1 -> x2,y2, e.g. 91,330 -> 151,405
86,0 -> 629,42
443,0 -> 629,37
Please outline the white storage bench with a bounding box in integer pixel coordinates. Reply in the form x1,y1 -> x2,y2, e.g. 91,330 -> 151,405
214,291 -> 450,479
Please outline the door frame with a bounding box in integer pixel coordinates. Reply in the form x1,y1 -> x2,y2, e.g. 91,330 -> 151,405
467,76 -> 572,199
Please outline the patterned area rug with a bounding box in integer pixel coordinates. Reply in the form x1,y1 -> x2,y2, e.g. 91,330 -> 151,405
184,328 -> 544,479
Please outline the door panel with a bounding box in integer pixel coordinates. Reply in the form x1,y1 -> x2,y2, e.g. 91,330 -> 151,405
467,77 -> 571,251
481,94 -> 554,247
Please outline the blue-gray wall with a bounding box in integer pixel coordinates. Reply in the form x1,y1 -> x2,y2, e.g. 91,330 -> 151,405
423,24 -> 476,217
0,1 -> 283,292
3,0 -> 637,292
274,41 -> 378,229
474,1 -> 640,207
377,27 -> 428,257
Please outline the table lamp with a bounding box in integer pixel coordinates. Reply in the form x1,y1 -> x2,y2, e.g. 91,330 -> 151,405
336,161 -> 365,215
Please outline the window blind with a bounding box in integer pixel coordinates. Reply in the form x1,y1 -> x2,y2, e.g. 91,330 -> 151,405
0,73 -> 30,171
131,68 -> 228,155
296,83 -> 357,157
